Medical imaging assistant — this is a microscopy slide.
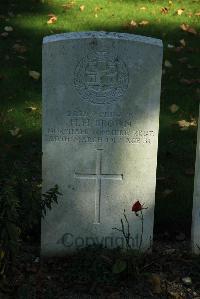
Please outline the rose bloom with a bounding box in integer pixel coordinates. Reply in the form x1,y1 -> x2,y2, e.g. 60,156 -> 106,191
132,201 -> 143,213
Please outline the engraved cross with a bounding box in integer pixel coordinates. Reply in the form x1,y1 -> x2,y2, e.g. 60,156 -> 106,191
75,149 -> 123,224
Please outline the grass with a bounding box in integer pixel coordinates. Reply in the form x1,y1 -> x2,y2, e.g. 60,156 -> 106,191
0,0 -> 200,236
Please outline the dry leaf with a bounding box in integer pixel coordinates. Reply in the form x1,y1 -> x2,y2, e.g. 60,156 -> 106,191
177,119 -> 197,128
180,23 -> 197,35
176,8 -> 184,15
4,26 -> 13,32
62,1 -> 75,10
47,14 -> 57,24
1,32 -> 8,37
13,43 -> 27,54
79,5 -> 85,11
164,60 -> 172,68
139,20 -> 149,26
195,12 -> 200,16
130,20 -> 137,28
169,104 -> 179,113
9,127 -> 20,136
160,7 -> 169,14
149,274 -> 162,294
179,39 -> 186,47
29,70 -> 40,80
94,6 -> 102,12
168,291 -> 184,299
25,106 -> 37,112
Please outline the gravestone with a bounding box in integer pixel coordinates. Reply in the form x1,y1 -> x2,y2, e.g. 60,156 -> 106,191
191,106 -> 200,254
42,32 -> 163,255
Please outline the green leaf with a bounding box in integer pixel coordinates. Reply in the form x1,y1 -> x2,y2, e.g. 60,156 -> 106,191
112,259 -> 127,274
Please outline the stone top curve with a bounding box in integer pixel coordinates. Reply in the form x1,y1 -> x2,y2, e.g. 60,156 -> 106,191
43,31 -> 163,47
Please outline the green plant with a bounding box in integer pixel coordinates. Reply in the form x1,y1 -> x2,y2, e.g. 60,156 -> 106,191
41,184 -> 62,218
0,175 -> 61,280
0,180 -> 20,277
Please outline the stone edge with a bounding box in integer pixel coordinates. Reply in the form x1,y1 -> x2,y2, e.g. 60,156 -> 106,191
43,31 -> 163,47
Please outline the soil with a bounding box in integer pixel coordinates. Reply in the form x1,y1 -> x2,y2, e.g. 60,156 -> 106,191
1,239 -> 200,299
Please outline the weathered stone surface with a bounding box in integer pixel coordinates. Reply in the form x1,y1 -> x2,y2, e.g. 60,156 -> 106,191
41,32 -> 163,255
192,105 -> 200,254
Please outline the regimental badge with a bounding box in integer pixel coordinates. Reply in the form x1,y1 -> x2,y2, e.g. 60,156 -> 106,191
74,48 -> 129,105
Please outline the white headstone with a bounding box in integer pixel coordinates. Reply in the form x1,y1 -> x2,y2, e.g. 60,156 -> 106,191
42,32 -> 163,255
192,106 -> 200,253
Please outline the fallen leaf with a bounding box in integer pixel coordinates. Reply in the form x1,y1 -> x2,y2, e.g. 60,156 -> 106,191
169,0 -> 173,4
62,1 -> 75,10
182,276 -> 192,286
29,70 -> 40,80
177,119 -> 197,128
180,23 -> 197,35
1,32 -> 8,37
168,291 -> 184,299
9,127 -> 20,136
13,43 -> 27,54
177,120 -> 190,128
95,13 -> 98,18
130,20 -> 137,28
169,104 -> 179,113
176,8 -> 184,15
94,6 -> 102,12
47,14 -> 57,24
149,274 -> 162,294
179,39 -> 186,47
4,26 -> 13,32
161,7 -> 169,14
79,5 -> 85,11
195,12 -> 200,16
164,248 -> 176,254
140,6 -> 146,10
25,106 -> 37,112
164,60 -> 172,68
139,20 -> 149,26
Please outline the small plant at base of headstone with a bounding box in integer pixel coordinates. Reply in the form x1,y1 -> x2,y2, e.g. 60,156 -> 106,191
112,200 -> 147,251
112,201 -> 148,275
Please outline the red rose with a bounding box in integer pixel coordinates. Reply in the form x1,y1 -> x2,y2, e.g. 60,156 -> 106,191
132,201 -> 142,213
